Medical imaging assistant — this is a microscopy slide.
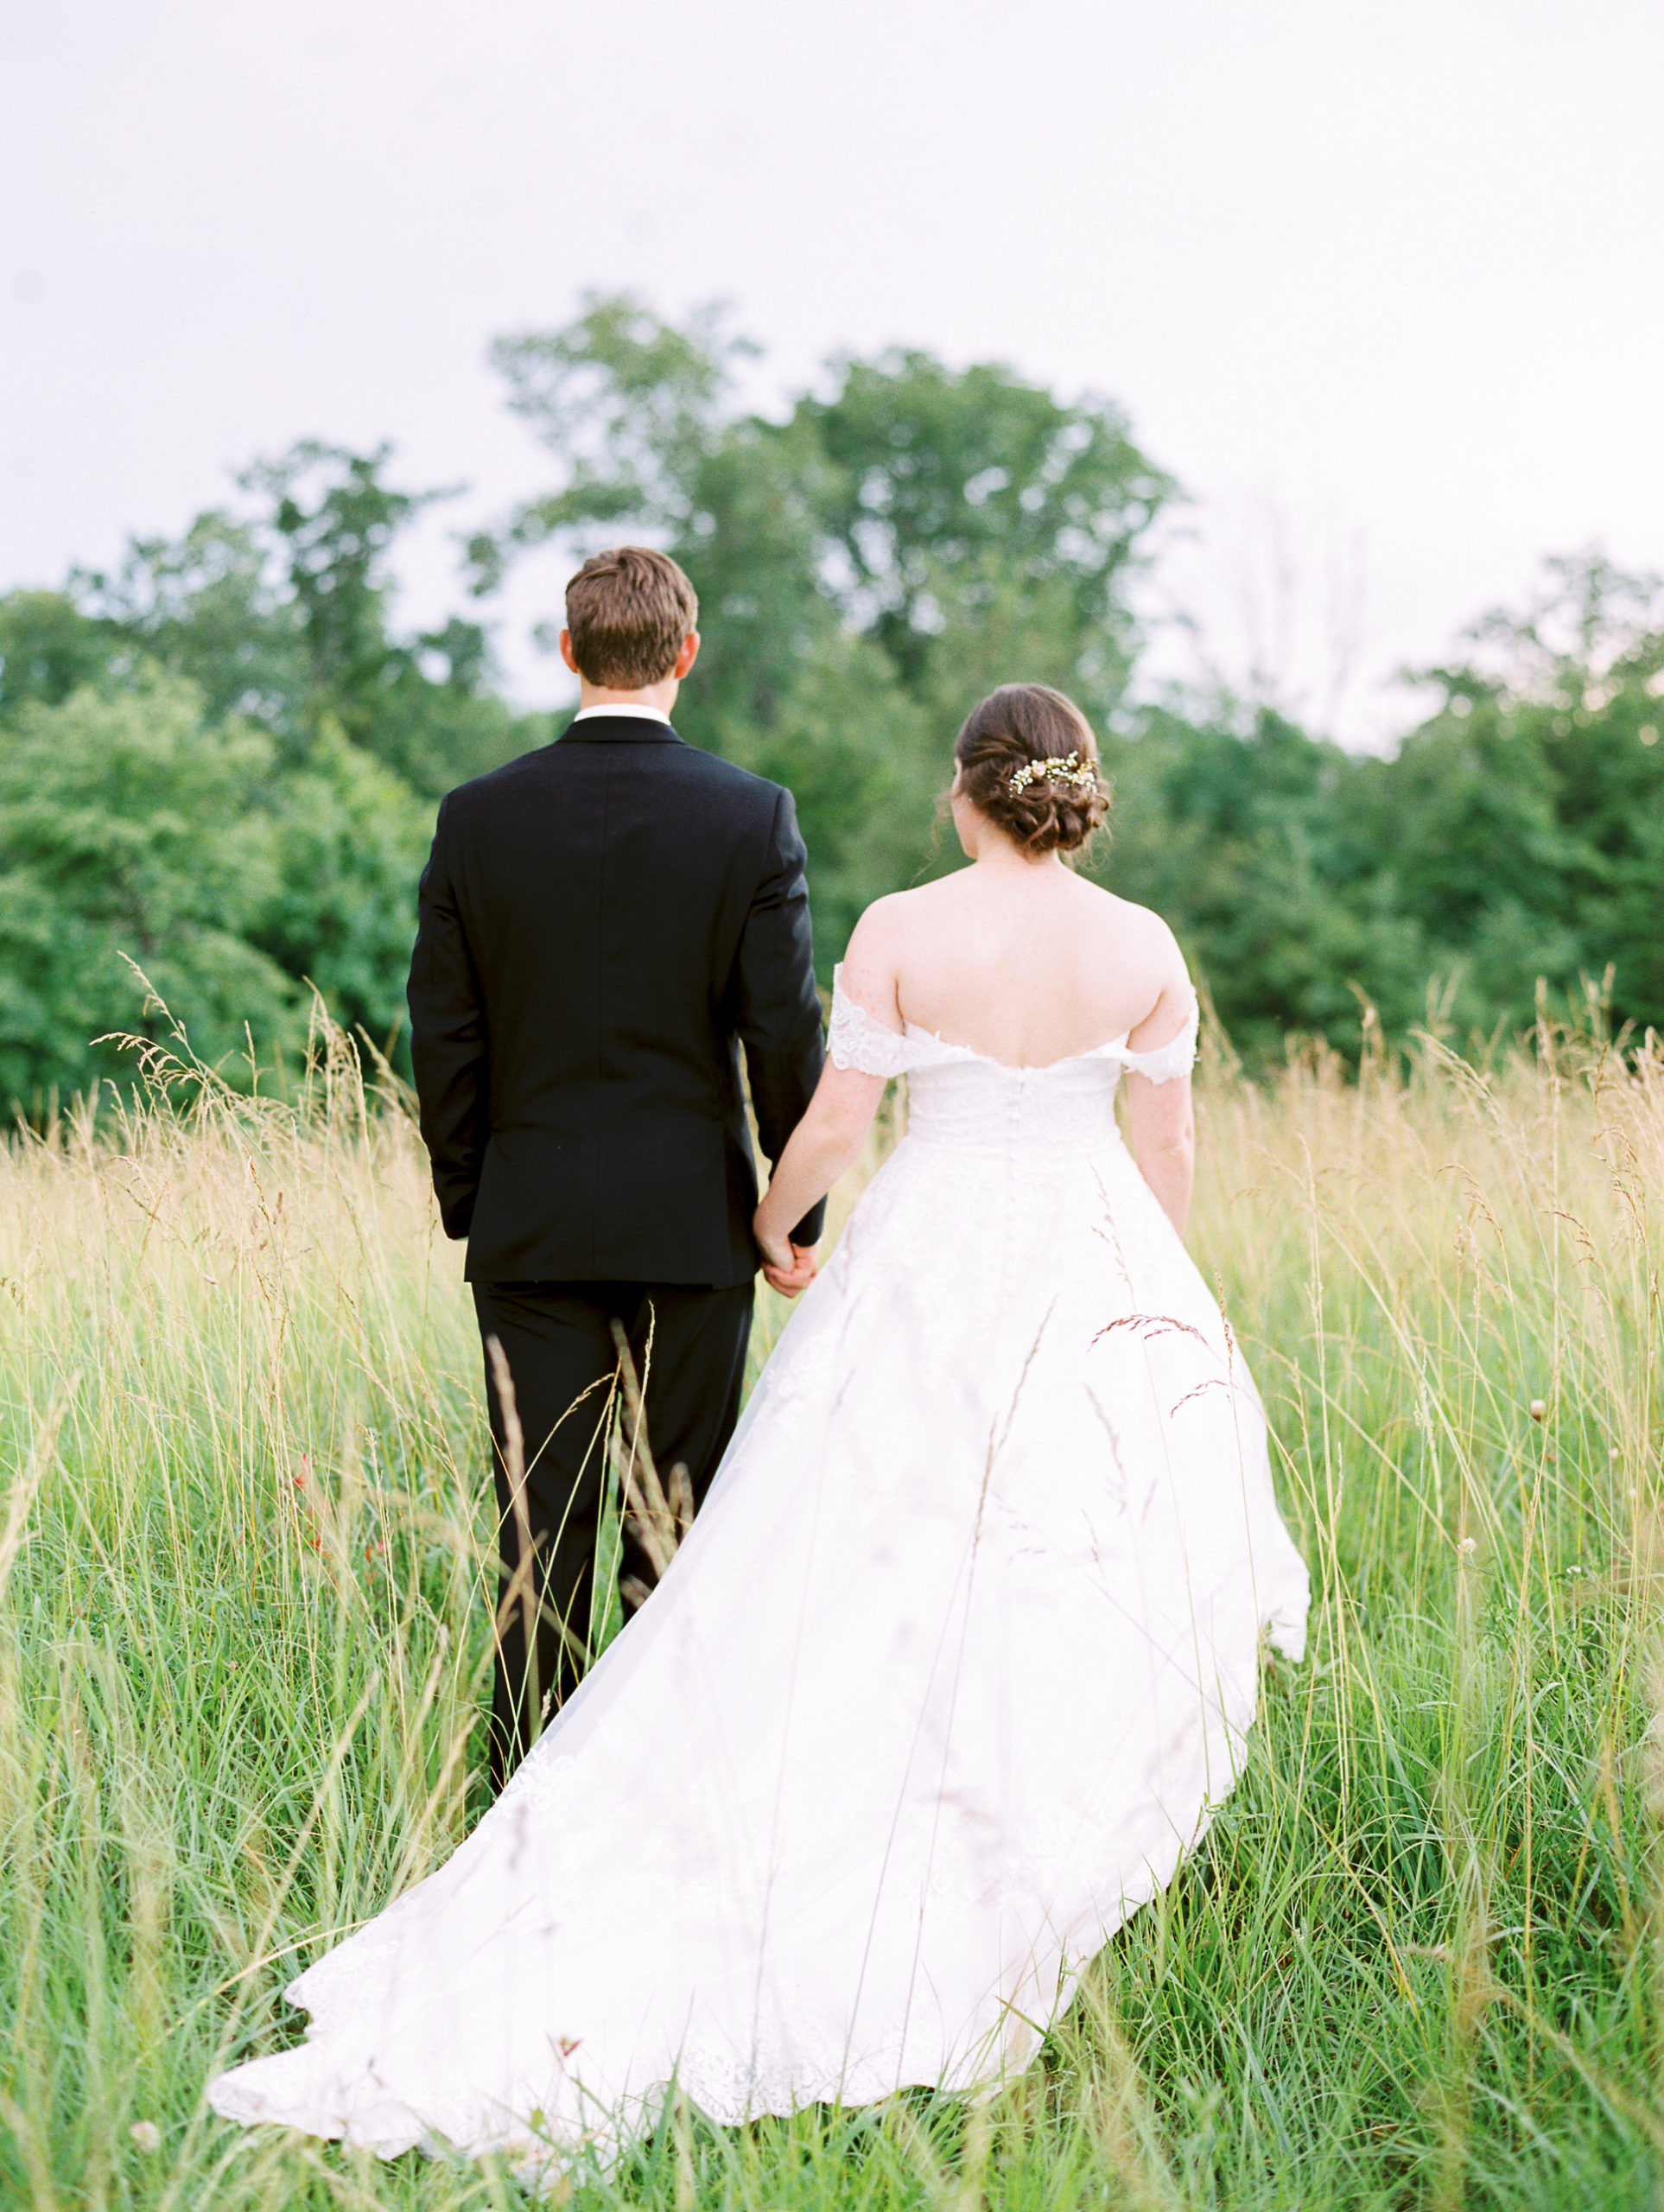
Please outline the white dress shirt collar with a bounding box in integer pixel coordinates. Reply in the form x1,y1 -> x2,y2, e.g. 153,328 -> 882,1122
570,703 -> 674,727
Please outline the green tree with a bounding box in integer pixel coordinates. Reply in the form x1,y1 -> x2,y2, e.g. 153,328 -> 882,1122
243,440 -> 442,745
0,591 -> 126,717
802,349 -> 1172,724
11,302 -> 1655,1095
0,675 -> 301,1103
478,295 -> 750,588
254,721 -> 435,1057
71,445 -> 546,798
1102,705 -> 1431,1058
1372,553 -> 1664,1038
0,448 -> 549,1102
239,441 -> 545,794
474,296 -> 1172,963
74,511 -> 305,732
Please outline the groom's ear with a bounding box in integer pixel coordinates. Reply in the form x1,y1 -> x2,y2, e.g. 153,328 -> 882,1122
557,629 -> 582,676
673,632 -> 701,680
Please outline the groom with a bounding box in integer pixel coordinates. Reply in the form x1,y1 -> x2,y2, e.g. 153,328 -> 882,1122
407,546 -> 825,1791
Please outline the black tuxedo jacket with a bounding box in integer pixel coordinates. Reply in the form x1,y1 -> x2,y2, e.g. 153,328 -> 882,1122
407,715 -> 827,1286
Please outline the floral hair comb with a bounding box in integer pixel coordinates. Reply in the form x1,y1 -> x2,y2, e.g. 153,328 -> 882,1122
1007,750 -> 1098,798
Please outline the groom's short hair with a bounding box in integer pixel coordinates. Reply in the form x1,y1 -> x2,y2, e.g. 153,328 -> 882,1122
565,547 -> 699,689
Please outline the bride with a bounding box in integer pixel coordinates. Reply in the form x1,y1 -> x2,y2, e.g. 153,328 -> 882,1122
209,682 -> 1309,2166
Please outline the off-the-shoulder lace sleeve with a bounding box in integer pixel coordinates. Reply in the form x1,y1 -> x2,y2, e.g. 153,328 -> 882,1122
1118,997 -> 1199,1084
828,965 -> 918,1077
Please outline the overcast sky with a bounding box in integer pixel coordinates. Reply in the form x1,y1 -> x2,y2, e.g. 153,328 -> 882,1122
4,0 -> 1662,745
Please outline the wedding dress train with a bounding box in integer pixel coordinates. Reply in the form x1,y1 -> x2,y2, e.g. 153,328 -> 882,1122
209,973 -> 1309,2165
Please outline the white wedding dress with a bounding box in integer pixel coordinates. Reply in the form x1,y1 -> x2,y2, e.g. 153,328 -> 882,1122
210,973 -> 1308,2169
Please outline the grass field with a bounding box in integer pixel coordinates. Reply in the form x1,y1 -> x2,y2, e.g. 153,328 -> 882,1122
2,1007 -> 1661,2209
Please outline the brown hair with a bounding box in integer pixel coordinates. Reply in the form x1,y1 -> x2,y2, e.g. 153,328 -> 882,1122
564,546 -> 699,689
952,683 -> 1110,855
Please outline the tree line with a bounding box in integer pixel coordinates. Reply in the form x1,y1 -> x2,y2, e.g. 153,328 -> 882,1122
3,294 -> 1661,1110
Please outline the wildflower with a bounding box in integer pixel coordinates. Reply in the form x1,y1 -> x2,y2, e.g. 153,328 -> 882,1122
1458,1536 -> 1477,1558
1529,1400 -> 1547,1422
130,2120 -> 161,2152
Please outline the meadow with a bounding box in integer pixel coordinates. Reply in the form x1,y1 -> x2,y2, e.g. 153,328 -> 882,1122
1,1007 -> 1661,2210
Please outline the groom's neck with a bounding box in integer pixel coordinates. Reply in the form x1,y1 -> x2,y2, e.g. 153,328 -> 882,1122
577,674 -> 680,719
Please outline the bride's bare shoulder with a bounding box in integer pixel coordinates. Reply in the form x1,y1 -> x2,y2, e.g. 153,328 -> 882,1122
842,881 -> 948,957
1077,880 -> 1183,954
844,889 -> 911,953
835,893 -> 921,1025
1078,886 -> 1193,1023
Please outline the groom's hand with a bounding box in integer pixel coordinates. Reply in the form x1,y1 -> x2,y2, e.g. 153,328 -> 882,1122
762,1241 -> 819,1299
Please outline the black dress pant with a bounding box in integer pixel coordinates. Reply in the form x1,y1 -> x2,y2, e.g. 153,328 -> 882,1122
473,1278 -> 753,1792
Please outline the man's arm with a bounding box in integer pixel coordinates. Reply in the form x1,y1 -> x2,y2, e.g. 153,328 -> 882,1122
406,796 -> 489,1239
732,788 -> 827,1251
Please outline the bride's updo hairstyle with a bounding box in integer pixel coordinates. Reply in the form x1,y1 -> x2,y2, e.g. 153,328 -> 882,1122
952,683 -> 1110,857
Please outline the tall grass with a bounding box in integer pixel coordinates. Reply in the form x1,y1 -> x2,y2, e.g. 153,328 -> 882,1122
1,1012 -> 1660,2209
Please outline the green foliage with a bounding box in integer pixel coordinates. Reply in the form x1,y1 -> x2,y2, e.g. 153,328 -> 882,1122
1083,553 -> 1664,1058
800,346 -> 1171,721
475,298 -> 1664,1054
0,588 -> 127,713
244,440 -> 448,738
0,444 -> 559,1107
480,294 -> 753,583
253,720 -> 435,1057
0,665 -> 440,1105
232,442 -> 545,794
77,508 -> 307,730
1099,708 -> 1433,1058
0,675 -> 302,1102
476,294 -> 1174,964
1368,554 -> 1664,1040
4,297 -> 1664,1100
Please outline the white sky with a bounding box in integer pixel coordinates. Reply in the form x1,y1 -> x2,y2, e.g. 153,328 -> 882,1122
4,0 -> 1663,746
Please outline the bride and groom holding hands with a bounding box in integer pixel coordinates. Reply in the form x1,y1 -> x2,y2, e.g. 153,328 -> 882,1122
211,545 -> 1308,2165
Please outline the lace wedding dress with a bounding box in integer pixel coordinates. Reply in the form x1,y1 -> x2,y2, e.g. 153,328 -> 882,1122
210,972 -> 1309,2168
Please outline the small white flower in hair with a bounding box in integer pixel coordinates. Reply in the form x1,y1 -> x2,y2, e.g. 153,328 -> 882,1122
1007,750 -> 1100,798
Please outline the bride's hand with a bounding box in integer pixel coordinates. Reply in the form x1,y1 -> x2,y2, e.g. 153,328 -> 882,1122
765,1243 -> 819,1297
755,1211 -> 818,1298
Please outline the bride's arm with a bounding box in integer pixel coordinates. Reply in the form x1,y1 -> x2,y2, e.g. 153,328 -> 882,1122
753,1061 -> 888,1273
754,918 -> 901,1285
1123,1063 -> 1195,1236
1122,931 -> 1198,1236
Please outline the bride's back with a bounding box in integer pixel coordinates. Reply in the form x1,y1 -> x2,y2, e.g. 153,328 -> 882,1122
841,684 -> 1194,1071
873,864 -> 1179,1070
